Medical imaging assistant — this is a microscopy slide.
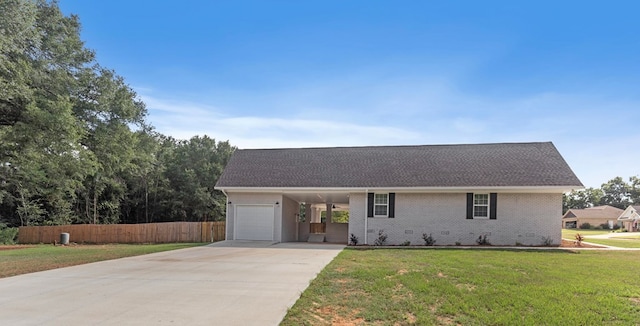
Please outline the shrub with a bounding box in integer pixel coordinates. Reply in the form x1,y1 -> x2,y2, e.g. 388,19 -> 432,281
0,223 -> 18,245
541,236 -> 553,246
400,240 -> 411,246
579,223 -> 592,229
422,233 -> 436,246
476,235 -> 490,245
612,224 -> 621,230
349,233 -> 359,246
455,241 -> 461,246
374,230 -> 387,246
599,223 -> 610,230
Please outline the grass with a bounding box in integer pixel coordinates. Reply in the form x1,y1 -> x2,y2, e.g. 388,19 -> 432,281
580,238 -> 640,248
562,229 -> 640,248
282,249 -> 640,325
562,229 -> 613,238
0,243 -> 204,278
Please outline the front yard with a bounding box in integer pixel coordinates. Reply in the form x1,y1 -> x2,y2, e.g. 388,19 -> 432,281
282,249 -> 640,325
0,243 -> 204,278
562,229 -> 640,248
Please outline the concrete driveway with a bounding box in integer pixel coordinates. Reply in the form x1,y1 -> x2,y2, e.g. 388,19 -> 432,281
0,241 -> 344,326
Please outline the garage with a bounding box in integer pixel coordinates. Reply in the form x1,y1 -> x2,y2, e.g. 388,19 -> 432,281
235,205 -> 275,240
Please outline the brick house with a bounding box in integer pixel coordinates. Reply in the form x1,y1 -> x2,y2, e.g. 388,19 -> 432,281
215,142 -> 583,246
562,205 -> 623,229
617,205 -> 640,232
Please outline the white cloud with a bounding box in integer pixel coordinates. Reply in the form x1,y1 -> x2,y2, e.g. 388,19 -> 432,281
139,82 -> 640,188
143,95 -> 420,149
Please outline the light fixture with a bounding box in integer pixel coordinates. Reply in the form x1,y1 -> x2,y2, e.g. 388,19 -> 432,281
332,204 -> 336,209
228,201 -> 232,204
275,201 -> 280,205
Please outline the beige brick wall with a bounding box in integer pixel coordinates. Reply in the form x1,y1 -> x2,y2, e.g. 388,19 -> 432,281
349,192 -> 562,246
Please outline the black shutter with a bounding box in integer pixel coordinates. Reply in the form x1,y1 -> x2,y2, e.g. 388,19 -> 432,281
367,193 -> 374,218
388,193 -> 395,218
466,193 -> 473,219
489,193 -> 497,220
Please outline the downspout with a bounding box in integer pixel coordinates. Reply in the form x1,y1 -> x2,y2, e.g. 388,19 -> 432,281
364,188 -> 368,245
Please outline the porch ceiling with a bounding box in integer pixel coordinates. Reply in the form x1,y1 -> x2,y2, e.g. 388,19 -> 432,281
282,191 -> 350,205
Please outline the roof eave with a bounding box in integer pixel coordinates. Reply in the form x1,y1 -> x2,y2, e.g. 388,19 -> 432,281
215,185 -> 584,194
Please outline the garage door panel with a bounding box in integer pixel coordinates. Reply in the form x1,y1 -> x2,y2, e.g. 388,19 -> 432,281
235,205 -> 274,241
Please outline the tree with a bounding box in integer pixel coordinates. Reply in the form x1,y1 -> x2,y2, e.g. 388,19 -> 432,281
1,0 -> 97,225
562,187 -> 603,213
629,176 -> 640,205
600,177 -> 631,209
163,136 -> 234,222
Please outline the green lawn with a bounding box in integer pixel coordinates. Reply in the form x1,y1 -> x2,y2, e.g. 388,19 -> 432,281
562,229 -> 613,239
0,243 -> 204,278
282,249 -> 640,325
581,238 -> 640,248
562,229 -> 640,248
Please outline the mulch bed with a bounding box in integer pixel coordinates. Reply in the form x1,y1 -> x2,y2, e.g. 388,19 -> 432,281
560,239 -> 605,248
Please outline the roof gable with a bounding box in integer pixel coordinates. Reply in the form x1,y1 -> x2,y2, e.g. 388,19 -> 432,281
563,205 -> 624,219
216,142 -> 583,189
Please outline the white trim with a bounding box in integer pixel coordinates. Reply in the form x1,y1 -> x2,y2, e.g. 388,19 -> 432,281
364,189 -> 368,245
373,193 -> 389,217
217,186 -> 581,193
472,193 -> 490,219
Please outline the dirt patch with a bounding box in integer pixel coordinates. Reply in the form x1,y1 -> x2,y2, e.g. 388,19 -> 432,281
560,239 -> 605,248
630,297 -> 640,305
436,315 -> 460,325
0,245 -> 34,251
437,272 -> 447,278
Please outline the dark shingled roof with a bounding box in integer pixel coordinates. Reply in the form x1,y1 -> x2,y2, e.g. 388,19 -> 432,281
215,142 -> 583,188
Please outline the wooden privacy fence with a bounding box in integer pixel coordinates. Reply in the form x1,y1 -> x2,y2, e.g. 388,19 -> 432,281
18,221 -> 226,244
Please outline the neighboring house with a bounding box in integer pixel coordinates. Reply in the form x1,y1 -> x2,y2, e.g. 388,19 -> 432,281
617,205 -> 640,232
215,142 -> 583,246
561,205 -> 623,229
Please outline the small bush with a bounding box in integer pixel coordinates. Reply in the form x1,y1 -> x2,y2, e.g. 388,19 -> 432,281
612,224 -> 621,230
476,235 -> 490,245
0,223 -> 18,244
455,241 -> 461,246
599,223 -> 610,230
349,233 -> 359,246
515,242 -> 523,246
579,223 -> 592,229
422,233 -> 436,246
400,240 -> 411,246
541,236 -> 553,246
374,230 -> 388,246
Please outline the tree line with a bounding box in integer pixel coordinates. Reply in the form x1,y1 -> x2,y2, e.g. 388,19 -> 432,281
563,176 -> 640,213
1,0 -> 234,226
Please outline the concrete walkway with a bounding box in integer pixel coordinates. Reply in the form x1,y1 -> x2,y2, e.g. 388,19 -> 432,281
0,241 -> 344,326
584,231 -> 640,239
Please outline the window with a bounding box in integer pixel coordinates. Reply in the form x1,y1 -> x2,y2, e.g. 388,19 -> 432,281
466,193 -> 496,220
374,193 -> 388,217
367,193 -> 395,218
473,194 -> 489,218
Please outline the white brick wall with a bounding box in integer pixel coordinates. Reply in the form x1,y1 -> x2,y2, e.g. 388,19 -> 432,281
350,192 -> 562,246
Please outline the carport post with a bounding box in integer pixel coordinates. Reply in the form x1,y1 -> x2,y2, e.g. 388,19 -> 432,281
364,189 -> 368,245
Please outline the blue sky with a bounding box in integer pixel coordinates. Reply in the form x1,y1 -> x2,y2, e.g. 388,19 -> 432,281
59,1 -> 640,188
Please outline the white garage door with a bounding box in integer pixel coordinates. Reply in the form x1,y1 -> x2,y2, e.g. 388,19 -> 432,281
235,205 -> 274,241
